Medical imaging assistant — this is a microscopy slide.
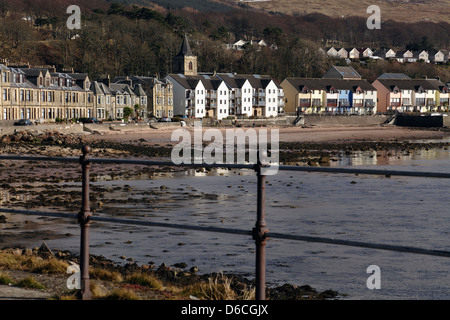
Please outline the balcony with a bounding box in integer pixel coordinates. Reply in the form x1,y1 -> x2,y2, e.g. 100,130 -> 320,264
415,100 -> 425,106
326,99 -> 337,107
299,99 -> 311,107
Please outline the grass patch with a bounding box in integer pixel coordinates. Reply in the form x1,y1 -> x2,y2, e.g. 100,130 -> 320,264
0,252 -> 69,274
90,267 -> 123,282
200,273 -> 255,300
125,272 -> 164,290
105,288 -> 141,300
16,276 -> 46,290
0,272 -> 14,285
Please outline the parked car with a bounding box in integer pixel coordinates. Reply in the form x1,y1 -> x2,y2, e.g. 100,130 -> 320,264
80,117 -> 99,124
14,119 -> 33,126
158,117 -> 171,122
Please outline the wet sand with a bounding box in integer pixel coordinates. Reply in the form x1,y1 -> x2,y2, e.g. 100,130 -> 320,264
81,125 -> 450,145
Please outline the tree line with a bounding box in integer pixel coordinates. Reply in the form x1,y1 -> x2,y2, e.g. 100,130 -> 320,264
0,0 -> 446,83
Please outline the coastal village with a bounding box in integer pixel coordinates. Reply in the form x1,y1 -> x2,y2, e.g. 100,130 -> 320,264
0,34 -> 448,125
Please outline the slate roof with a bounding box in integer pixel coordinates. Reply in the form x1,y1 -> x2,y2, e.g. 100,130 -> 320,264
375,79 -> 445,92
176,34 -> 194,57
284,78 -> 376,92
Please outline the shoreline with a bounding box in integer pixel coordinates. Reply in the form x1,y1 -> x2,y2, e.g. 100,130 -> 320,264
0,245 -> 340,300
80,124 -> 450,145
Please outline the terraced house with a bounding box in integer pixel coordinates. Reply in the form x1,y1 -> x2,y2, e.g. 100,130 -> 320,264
371,76 -> 448,113
0,64 -> 96,122
281,78 -> 377,115
0,62 -> 153,123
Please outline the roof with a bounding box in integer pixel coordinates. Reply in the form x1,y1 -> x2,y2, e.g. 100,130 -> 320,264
322,66 -> 361,79
375,78 -> 445,91
133,84 -> 146,96
168,74 -> 213,90
176,34 -> 194,57
378,73 -> 411,80
109,83 -> 135,95
91,81 -> 112,95
169,73 -> 279,91
284,78 -> 376,92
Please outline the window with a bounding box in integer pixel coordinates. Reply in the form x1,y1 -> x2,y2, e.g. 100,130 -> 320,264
188,61 -> 193,71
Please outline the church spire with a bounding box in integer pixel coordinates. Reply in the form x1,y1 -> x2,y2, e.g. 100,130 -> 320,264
173,34 -> 197,76
177,34 -> 194,57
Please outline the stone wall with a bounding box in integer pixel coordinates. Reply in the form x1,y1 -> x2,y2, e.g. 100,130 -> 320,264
0,123 -> 84,135
302,115 -> 388,127
443,116 -> 450,127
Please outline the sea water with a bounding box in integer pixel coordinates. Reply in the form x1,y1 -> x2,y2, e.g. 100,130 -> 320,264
3,143 -> 450,299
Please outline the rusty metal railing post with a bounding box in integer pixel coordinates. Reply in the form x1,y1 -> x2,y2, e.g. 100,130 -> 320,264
78,145 -> 92,300
253,152 -> 268,300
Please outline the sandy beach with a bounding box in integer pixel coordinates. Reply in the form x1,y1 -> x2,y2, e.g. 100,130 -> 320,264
81,125 -> 450,145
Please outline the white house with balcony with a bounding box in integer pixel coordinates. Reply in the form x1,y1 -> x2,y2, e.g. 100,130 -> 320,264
165,74 -> 207,118
216,73 -> 253,117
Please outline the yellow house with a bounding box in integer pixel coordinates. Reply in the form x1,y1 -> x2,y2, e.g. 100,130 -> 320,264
280,78 -> 325,114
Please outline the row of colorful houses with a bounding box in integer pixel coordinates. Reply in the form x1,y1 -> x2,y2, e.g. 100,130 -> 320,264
281,68 -> 450,115
372,77 -> 450,113
281,78 -> 377,115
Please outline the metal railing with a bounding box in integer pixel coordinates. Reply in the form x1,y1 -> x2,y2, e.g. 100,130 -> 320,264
1,146 -> 450,300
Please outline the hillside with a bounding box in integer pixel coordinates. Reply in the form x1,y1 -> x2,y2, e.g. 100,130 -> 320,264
232,0 -> 450,23
0,0 -> 446,83
109,0 -> 450,23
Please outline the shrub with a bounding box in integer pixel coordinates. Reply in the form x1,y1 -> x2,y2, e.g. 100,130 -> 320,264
16,276 -> 45,290
125,272 -> 163,290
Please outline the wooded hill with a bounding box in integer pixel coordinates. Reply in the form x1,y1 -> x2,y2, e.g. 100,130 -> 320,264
0,0 -> 447,83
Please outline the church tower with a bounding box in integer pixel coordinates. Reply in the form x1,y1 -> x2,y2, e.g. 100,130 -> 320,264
173,34 -> 197,76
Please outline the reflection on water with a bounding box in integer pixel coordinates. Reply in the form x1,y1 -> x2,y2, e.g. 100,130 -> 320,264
94,167 -> 250,182
331,147 -> 450,170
